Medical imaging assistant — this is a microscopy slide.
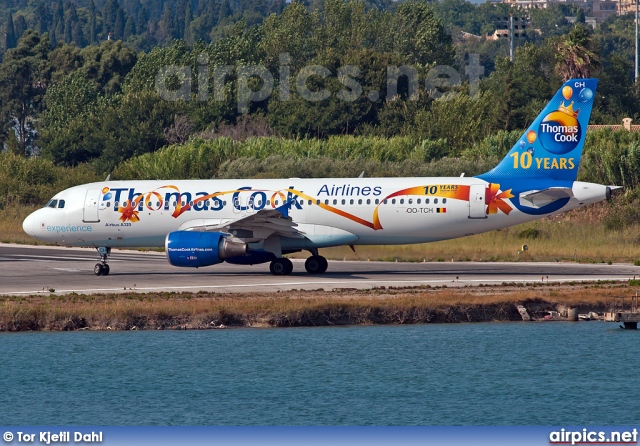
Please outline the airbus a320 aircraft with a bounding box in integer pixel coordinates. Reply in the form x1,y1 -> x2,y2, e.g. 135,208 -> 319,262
23,78 -> 615,276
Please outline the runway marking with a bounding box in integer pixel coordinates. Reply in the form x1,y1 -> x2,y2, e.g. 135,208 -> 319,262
9,254 -> 111,261
4,254 -> 165,262
2,276 -> 632,295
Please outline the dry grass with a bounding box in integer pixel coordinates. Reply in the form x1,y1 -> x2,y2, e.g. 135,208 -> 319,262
0,282 -> 632,331
293,204 -> 640,263
0,205 -> 42,244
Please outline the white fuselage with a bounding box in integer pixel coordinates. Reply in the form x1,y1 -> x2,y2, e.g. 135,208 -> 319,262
22,177 -> 610,251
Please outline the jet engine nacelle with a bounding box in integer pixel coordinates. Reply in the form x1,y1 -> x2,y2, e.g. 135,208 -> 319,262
165,231 -> 247,267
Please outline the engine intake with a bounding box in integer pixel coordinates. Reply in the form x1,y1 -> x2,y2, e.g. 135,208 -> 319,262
165,231 -> 247,267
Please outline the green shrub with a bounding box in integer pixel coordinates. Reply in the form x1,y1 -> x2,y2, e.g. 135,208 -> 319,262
0,153 -> 100,208
517,228 -> 541,239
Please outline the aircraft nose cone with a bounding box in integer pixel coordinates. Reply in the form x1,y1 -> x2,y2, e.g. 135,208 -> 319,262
22,213 -> 35,236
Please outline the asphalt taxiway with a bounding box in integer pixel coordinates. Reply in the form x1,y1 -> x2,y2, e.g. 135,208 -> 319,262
1,243 -> 638,295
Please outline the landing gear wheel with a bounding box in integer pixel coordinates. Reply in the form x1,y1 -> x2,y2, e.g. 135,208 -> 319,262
283,258 -> 293,275
94,246 -> 111,277
270,258 -> 293,276
305,255 -> 328,274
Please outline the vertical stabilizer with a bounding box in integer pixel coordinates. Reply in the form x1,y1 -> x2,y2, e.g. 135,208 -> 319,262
478,78 -> 598,183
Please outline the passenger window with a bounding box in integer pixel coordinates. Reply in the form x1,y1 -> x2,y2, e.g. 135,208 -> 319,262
383,199 -> 387,204
426,198 -> 430,204
366,199 -> 371,205
392,199 -> 396,204
375,199 -> 379,204
123,201 -> 128,207
308,200 -> 312,205
342,199 -> 346,205
408,198 -> 413,204
333,199 -> 337,205
434,198 -> 438,204
258,200 -> 263,207
417,199 -> 421,204
358,199 -> 362,205
350,199 -> 354,205
275,200 -> 279,205
106,202 -> 111,208
58,200 -> 65,209
325,199 -> 329,205
316,199 -> 320,205
443,198 -> 447,204
400,199 -> 404,204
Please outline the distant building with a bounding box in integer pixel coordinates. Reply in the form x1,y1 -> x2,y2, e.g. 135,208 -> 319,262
566,16 -> 598,28
502,0 -> 635,23
487,29 -> 510,40
588,118 -> 640,132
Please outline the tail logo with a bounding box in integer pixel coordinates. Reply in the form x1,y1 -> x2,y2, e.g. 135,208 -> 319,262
538,101 -> 581,155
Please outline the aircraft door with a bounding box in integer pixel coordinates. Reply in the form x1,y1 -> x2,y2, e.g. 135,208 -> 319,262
468,184 -> 487,219
83,190 -> 102,223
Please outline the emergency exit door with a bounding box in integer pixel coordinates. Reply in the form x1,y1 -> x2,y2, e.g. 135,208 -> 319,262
468,184 -> 487,219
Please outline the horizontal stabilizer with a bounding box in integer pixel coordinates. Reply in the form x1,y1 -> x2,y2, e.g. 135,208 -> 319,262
519,187 -> 574,209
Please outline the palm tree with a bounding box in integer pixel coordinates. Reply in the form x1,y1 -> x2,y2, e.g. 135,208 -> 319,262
555,24 -> 601,81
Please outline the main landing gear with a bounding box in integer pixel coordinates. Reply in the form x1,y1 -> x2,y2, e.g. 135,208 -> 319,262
269,257 -> 293,275
268,255 -> 328,275
94,246 -> 111,276
304,255 -> 328,274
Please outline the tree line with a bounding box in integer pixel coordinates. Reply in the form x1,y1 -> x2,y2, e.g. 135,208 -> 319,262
0,0 -> 638,176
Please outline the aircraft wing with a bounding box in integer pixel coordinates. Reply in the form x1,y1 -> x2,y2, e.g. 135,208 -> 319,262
181,201 -> 304,242
519,187 -> 574,209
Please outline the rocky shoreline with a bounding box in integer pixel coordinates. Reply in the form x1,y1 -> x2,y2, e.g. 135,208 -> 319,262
0,283 -> 620,332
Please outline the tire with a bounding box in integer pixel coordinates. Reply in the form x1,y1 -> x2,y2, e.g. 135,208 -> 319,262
270,258 -> 293,276
94,263 -> 104,276
102,264 -> 110,276
270,259 -> 285,275
282,258 -> 293,275
305,255 -> 327,274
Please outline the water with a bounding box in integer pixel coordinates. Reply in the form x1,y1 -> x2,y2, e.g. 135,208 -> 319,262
1,322 -> 638,425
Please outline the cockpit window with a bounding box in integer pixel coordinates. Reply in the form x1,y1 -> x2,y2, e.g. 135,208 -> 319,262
46,199 -> 58,208
58,200 -> 65,209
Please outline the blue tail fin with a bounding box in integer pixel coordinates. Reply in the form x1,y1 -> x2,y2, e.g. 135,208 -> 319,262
478,78 -> 597,183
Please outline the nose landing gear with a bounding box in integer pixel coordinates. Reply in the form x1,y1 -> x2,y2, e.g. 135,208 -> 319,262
94,246 -> 111,276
